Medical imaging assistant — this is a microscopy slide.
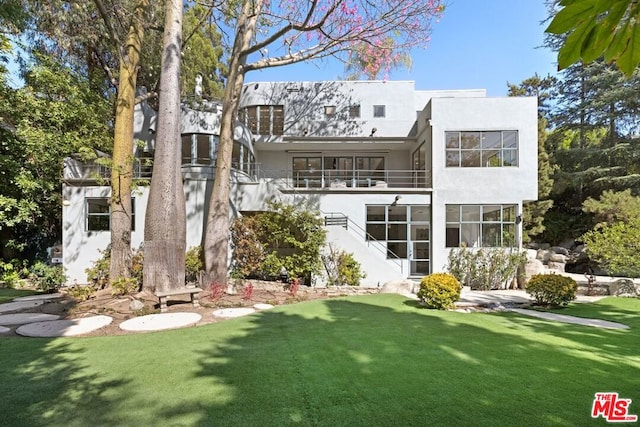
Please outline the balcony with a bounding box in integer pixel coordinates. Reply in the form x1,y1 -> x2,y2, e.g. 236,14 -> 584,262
258,168 -> 431,190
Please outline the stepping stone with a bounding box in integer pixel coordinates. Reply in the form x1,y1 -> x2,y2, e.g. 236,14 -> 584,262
119,312 -> 202,332
0,313 -> 60,325
253,303 -> 274,310
0,300 -> 46,314
0,326 -> 10,334
213,308 -> 256,318
13,293 -> 63,302
16,315 -> 113,337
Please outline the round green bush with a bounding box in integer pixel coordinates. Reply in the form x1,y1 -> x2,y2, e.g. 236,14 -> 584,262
417,273 -> 461,309
526,274 -> 577,306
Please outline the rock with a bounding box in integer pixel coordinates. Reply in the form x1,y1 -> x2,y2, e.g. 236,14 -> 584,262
523,259 -> 546,283
525,249 -> 537,261
380,279 -> 418,295
608,279 -> 639,297
549,253 -> 567,263
547,261 -> 566,272
536,249 -> 552,262
550,246 -> 569,256
129,299 -> 145,311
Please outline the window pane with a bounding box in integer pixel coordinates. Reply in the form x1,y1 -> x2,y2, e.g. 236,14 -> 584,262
461,205 -> 480,221
446,205 -> 459,222
461,151 -> 481,167
349,105 -> 360,118
87,216 -> 109,231
88,199 -> 110,214
232,142 -> 240,168
367,206 -> 385,221
196,135 -> 210,164
387,224 -> 407,240
502,149 -> 518,166
446,226 -> 460,247
411,206 -> 430,222
503,131 -> 517,148
387,242 -> 406,258
483,205 -> 501,221
324,105 -> 336,116
181,134 -> 193,164
461,132 -> 480,149
445,132 -> 459,149
373,105 -> 385,118
482,223 -> 501,247
258,106 -> 270,134
482,132 -> 501,149
247,106 -> 258,133
461,223 -> 480,247
413,242 -> 430,259
446,150 -> 459,167
503,205 -> 516,222
502,224 -> 516,247
272,105 -> 284,135
411,261 -> 430,275
388,206 -> 407,222
482,150 -> 501,167
366,223 -> 386,240
411,225 -> 430,240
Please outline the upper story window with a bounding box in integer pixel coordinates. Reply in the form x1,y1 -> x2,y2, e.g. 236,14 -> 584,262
349,105 -> 361,119
324,105 -> 336,116
239,105 -> 284,135
373,105 -> 386,118
445,131 -> 518,167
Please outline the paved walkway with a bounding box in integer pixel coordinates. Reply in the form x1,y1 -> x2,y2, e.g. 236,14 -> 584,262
0,290 -> 630,336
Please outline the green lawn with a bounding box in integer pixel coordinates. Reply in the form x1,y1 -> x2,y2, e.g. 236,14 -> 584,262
0,294 -> 638,426
0,288 -> 40,304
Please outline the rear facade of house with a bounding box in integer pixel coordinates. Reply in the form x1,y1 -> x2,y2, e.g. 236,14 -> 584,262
62,80 -> 538,286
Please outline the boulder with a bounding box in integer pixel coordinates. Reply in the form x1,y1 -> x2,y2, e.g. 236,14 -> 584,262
549,253 -> 567,263
547,261 -> 566,272
129,299 -> 145,311
550,246 -> 569,256
380,279 -> 418,295
608,279 -> 639,297
536,249 -> 552,262
525,249 -> 538,261
523,259 -> 546,284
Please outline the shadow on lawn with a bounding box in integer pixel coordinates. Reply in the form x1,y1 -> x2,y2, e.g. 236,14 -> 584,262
157,295 -> 640,426
0,338 -> 131,426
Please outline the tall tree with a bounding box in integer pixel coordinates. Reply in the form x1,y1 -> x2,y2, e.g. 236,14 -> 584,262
508,74 -> 556,243
142,0 -> 185,292
204,0 -> 445,285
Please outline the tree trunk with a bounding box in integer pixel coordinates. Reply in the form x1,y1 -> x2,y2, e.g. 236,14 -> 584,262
109,0 -> 149,283
142,0 -> 185,293
203,0 -> 262,286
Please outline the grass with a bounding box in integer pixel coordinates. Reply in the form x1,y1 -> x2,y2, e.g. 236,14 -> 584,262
0,294 -> 639,426
0,287 -> 40,304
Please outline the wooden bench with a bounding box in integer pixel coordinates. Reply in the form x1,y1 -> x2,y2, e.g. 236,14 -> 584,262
155,287 -> 203,313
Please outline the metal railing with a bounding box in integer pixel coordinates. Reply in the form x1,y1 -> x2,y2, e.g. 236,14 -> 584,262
259,168 -> 431,189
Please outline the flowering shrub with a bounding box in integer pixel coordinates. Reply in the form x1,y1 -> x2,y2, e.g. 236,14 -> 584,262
288,278 -> 301,297
417,273 -> 461,310
210,282 -> 226,302
243,283 -> 254,301
526,274 -> 577,307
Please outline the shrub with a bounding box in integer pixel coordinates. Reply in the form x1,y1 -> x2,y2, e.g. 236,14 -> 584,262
243,283 -> 254,300
185,246 -> 204,284
210,282 -> 226,302
322,244 -> 366,286
85,248 -> 110,288
417,273 -> 461,310
0,261 -> 20,288
447,247 -> 525,290
67,285 -> 96,301
526,274 -> 577,307
111,277 -> 139,296
29,262 -> 66,292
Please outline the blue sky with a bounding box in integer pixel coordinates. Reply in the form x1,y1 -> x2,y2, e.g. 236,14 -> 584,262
246,0 -> 559,97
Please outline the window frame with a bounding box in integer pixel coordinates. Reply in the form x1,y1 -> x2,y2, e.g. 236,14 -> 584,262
373,105 -> 386,118
86,198 -> 136,232
445,204 -> 517,248
445,131 -> 518,168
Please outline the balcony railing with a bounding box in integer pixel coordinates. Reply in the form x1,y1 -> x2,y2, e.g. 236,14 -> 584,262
259,168 -> 431,189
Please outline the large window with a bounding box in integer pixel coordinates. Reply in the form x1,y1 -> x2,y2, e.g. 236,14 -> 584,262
412,142 -> 427,186
86,198 -> 135,232
239,105 -> 284,135
292,155 -> 385,188
366,205 -> 431,275
445,204 -> 516,248
445,131 -> 518,167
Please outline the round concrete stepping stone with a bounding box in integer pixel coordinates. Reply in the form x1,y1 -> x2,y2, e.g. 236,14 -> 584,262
119,312 -> 202,332
16,315 -> 113,337
0,326 -> 10,334
0,300 -> 46,313
253,303 -> 274,310
0,313 -> 60,325
213,307 -> 256,318
13,293 -> 63,302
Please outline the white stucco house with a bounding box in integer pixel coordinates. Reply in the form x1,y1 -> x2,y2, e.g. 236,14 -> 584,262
62,80 -> 538,287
